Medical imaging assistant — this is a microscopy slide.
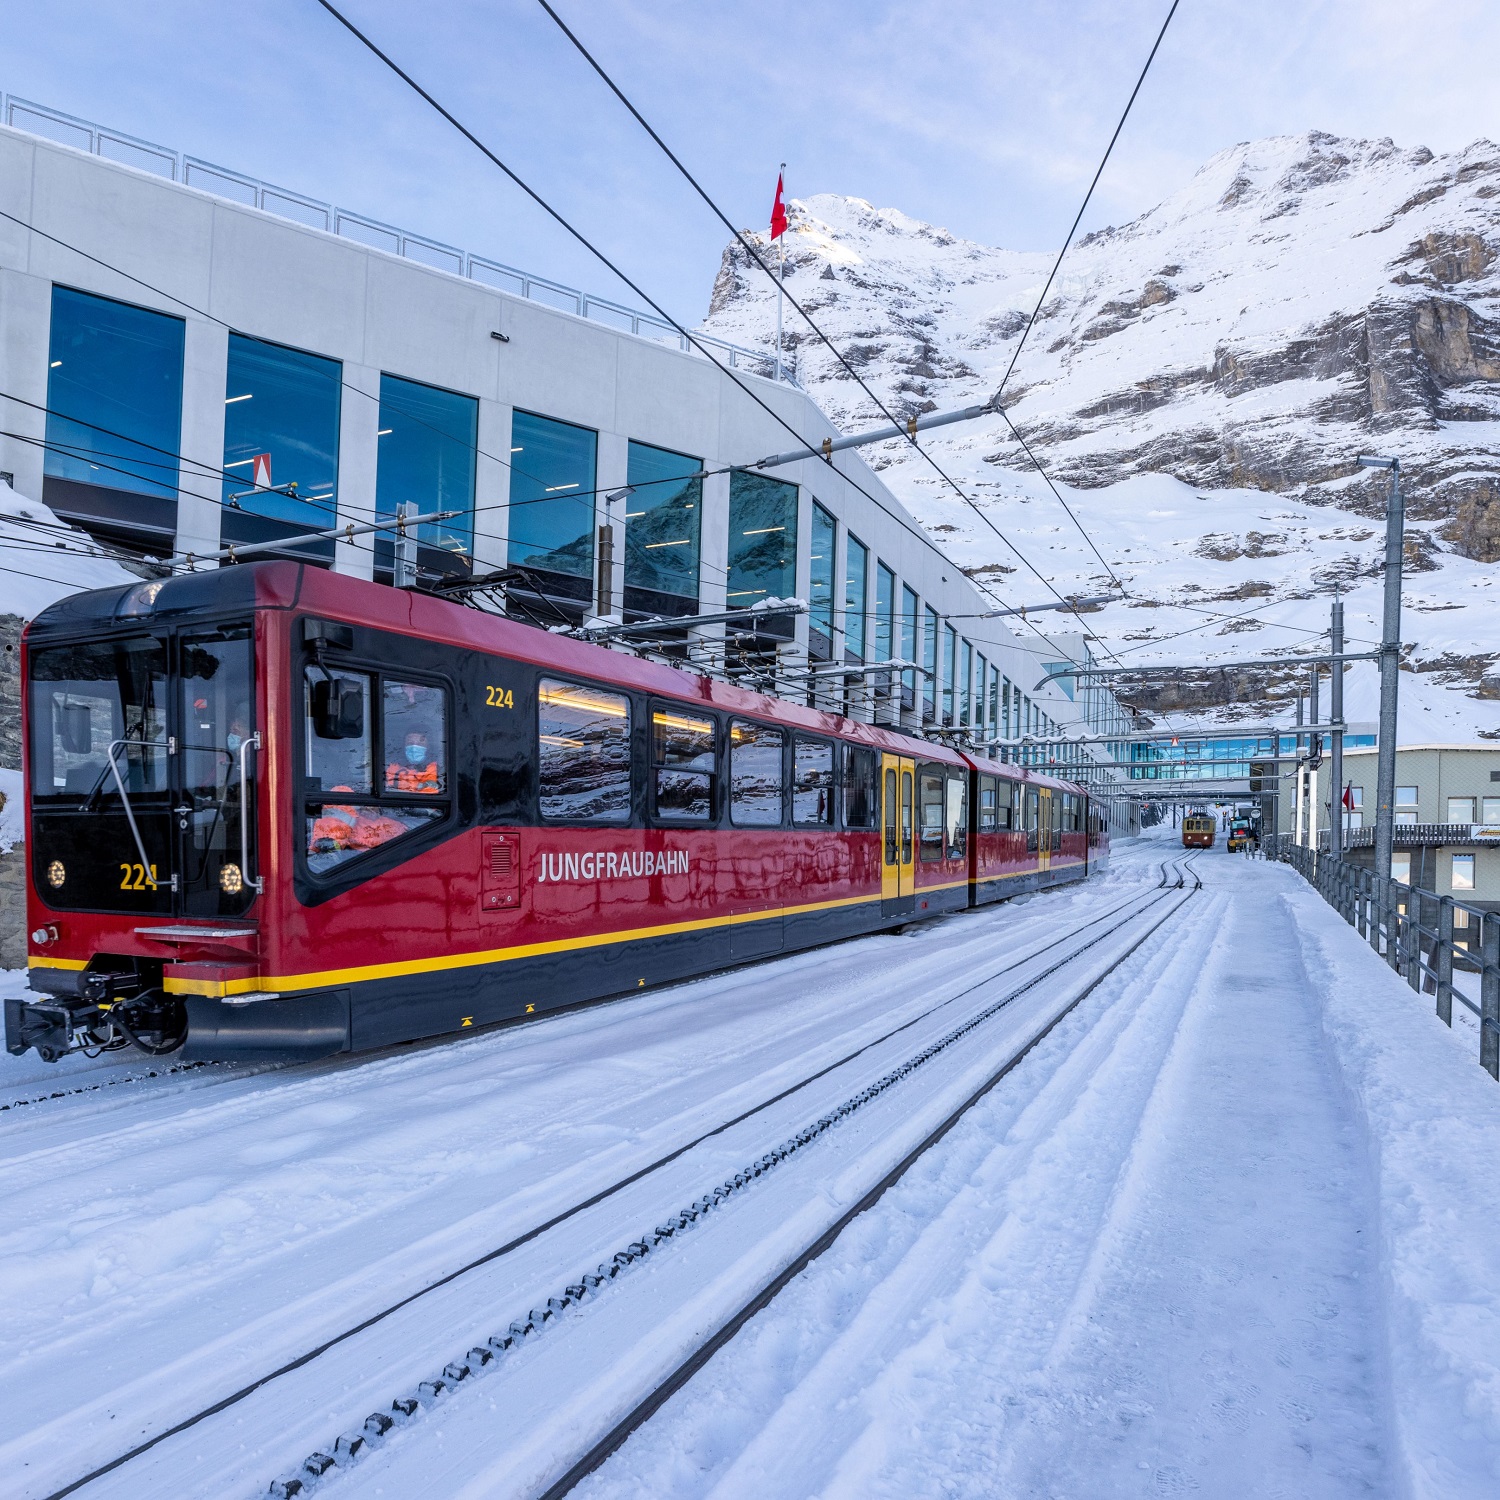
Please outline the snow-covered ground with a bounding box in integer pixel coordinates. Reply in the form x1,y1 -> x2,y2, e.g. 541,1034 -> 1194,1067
3,833 -> 1498,1500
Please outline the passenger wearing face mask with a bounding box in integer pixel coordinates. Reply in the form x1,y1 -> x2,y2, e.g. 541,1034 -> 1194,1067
386,729 -> 442,794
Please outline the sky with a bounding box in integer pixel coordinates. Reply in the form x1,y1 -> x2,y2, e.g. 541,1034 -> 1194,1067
4,0 -> 1498,325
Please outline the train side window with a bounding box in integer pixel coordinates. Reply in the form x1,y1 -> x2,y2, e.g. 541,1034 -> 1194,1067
539,680 -> 631,823
946,776 -> 967,859
653,706 -> 715,822
793,736 -> 834,826
305,667 -> 373,794
978,775 -> 998,833
842,744 -> 879,829
730,720 -> 785,826
919,771 -> 945,861
995,778 -> 1014,830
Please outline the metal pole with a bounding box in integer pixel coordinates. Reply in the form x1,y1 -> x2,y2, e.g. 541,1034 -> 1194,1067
1330,594 -> 1344,859
1364,455 -> 1405,889
1308,666 -> 1320,852
1294,691 -> 1305,846
774,162 -> 786,383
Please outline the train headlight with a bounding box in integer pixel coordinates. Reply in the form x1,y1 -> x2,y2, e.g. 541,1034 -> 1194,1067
220,863 -> 244,894
46,860 -> 66,889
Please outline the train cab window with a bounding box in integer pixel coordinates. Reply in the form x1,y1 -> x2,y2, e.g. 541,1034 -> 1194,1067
539,680 -> 631,823
653,706 -> 715,822
978,775 -> 998,833
384,681 -> 447,795
919,771 -> 946,861
946,776 -> 967,859
842,744 -> 879,829
793,737 -> 835,826
730,720 -> 785,826
304,668 -> 448,874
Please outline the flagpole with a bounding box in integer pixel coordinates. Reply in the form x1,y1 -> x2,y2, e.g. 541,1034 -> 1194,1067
775,161 -> 786,382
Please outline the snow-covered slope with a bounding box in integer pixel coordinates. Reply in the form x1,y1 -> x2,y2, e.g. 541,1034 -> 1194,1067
703,132 -> 1500,733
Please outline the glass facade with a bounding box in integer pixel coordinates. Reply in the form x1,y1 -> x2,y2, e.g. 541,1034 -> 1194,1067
942,623 -> 957,724
975,653 -> 987,735
844,534 -> 868,662
223,333 -> 341,558
727,472 -> 797,613
624,441 -> 701,615
874,562 -> 895,663
923,605 -> 938,718
808,502 -> 836,658
44,286 -> 185,551
901,585 -> 919,706
374,373 -> 477,582
960,640 -> 972,726
508,410 -> 597,589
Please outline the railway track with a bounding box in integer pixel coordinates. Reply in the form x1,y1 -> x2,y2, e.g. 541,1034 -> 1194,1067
21,854 -> 1203,1500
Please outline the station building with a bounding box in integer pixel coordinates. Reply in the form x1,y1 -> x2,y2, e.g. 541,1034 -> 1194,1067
0,95 -> 1135,794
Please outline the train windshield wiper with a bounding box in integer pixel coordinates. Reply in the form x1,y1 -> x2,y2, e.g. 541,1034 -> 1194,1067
79,737 -> 169,884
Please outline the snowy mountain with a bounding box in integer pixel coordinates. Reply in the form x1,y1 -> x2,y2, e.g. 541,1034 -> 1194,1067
702,132 -> 1500,736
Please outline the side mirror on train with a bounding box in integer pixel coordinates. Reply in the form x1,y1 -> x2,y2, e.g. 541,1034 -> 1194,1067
311,676 -> 365,740
56,701 -> 92,755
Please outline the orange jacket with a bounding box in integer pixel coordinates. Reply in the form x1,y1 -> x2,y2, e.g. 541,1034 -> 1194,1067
386,760 -> 441,794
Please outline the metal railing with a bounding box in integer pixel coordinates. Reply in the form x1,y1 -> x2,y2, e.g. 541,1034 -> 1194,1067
0,91 -> 799,388
1320,823 -> 1500,850
1265,835 -> 1500,1080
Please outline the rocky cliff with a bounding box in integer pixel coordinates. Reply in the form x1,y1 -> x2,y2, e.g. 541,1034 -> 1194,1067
702,132 -> 1500,726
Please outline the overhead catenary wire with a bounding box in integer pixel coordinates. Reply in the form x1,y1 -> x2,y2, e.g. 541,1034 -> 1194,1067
531,0 -> 1127,637
307,0 -> 1094,666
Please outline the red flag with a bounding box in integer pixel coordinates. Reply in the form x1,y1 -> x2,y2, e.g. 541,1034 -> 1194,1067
770,173 -> 788,240
1342,783 -> 1354,810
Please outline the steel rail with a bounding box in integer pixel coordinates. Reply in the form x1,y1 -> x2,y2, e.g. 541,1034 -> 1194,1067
538,857 -> 1202,1498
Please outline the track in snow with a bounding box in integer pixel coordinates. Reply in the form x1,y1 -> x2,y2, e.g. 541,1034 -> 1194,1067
7,855 -> 1192,1500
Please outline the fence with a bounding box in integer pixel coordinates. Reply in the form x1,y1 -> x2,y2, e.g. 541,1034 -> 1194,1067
0,92 -> 798,388
1265,835 -> 1499,1080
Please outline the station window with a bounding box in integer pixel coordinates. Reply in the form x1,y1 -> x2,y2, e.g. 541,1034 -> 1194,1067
919,772 -> 946,861
224,333 -> 342,550
975,653 -> 987,735
1390,851 -> 1411,885
1447,796 -> 1476,825
624,441 -> 702,617
375,373 -> 477,583
1451,852 -> 1476,891
537,681 -> 632,823
508,410 -> 598,589
1484,797 -> 1500,826
44,286 -> 186,552
1395,786 -> 1419,825
653,706 -> 715,822
730,721 -> 785,825
841,744 -> 879,829
942,624 -> 957,725
874,563 -> 895,664
793,737 -> 835,825
727,472 -> 797,618
922,606 -> 938,719
844,534 -> 868,663
808,503 -> 836,660
304,668 -> 449,873
960,640 -> 972,727
900,586 -> 919,708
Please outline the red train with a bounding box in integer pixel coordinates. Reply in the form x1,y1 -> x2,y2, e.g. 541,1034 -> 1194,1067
8,562 -> 1108,1064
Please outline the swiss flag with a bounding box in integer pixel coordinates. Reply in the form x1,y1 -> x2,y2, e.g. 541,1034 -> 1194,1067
251,453 -> 272,489
770,172 -> 788,240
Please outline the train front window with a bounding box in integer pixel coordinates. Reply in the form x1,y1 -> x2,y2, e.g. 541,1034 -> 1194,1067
179,628 -> 256,913
30,636 -> 168,800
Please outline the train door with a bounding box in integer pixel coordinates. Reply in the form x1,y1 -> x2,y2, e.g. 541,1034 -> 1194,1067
881,752 -> 915,915
1038,787 -> 1053,873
